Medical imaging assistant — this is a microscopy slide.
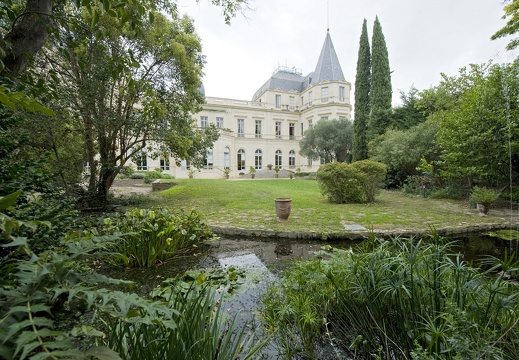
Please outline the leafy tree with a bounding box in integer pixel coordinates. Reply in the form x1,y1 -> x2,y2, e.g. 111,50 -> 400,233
436,61 -> 519,186
299,118 -> 353,163
352,19 -> 370,161
370,119 -> 440,187
390,86 -> 426,130
0,0 -> 248,78
36,9 -> 219,207
491,0 -> 519,50
369,16 -> 392,139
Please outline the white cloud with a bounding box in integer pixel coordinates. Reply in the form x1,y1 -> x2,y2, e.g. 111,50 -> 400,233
177,0 -> 515,106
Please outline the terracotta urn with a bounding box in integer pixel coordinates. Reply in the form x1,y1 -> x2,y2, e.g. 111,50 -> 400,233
274,198 -> 292,222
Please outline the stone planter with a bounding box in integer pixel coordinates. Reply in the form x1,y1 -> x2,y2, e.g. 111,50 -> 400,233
275,198 -> 292,222
477,202 -> 490,215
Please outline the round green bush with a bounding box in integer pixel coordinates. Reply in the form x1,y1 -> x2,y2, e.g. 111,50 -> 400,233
316,162 -> 367,204
350,160 -> 387,203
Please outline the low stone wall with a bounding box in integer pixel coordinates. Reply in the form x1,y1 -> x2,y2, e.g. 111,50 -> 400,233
152,179 -> 178,192
113,179 -> 145,187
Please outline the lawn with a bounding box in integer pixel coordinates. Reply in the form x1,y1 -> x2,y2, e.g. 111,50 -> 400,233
153,179 -> 512,237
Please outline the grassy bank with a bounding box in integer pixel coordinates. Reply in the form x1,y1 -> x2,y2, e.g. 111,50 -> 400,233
153,179 -> 512,234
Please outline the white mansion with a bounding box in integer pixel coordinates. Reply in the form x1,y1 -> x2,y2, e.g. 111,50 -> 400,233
138,31 -> 352,179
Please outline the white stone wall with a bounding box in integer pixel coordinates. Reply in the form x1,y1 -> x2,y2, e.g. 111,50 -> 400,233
128,79 -> 352,179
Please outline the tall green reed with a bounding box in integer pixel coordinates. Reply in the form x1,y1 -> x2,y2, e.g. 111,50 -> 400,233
261,234 -> 519,359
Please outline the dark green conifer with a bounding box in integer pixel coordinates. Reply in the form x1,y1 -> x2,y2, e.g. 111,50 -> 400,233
370,16 -> 392,139
352,19 -> 371,161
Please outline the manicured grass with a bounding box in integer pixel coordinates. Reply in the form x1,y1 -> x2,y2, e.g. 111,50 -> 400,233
153,179 -> 511,235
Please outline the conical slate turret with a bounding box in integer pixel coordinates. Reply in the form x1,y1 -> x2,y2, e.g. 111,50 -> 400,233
312,30 -> 345,84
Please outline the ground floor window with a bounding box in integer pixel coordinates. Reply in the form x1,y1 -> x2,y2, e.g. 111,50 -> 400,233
255,149 -> 263,169
275,150 -> 282,167
136,152 -> 148,170
289,150 -> 296,166
205,148 -> 213,169
237,149 -> 245,170
159,155 -> 170,171
224,147 -> 230,168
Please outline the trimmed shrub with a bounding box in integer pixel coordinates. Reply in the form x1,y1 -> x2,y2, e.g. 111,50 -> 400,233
316,162 -> 367,204
350,159 -> 387,202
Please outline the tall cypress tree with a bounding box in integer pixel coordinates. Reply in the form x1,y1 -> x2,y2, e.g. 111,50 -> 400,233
352,19 -> 371,161
370,16 -> 392,139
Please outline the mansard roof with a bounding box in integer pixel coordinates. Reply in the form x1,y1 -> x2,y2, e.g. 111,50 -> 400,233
252,31 -> 345,101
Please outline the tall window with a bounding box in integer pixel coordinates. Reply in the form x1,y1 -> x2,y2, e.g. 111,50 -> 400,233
205,148 -> 213,169
237,149 -> 245,170
136,152 -> 147,170
275,150 -> 282,167
275,122 -> 282,139
301,123 -> 304,136
216,117 -> 224,128
255,149 -> 263,169
289,150 -> 296,166
289,123 -> 295,140
200,116 -> 208,127
309,120 -> 313,128
339,86 -> 345,101
289,96 -> 295,110
309,91 -> 313,106
224,147 -> 230,169
159,155 -> 170,171
237,119 -> 244,137
275,94 -> 281,108
307,158 -> 312,166
321,87 -> 328,102
255,120 -> 262,138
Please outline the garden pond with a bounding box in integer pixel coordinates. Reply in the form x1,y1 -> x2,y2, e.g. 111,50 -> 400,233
98,232 -> 519,359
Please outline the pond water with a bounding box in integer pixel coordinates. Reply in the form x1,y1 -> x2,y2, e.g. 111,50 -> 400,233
99,234 -> 517,359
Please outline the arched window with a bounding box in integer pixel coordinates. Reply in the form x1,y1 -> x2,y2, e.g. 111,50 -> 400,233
289,150 -> 296,166
205,148 -> 213,169
237,149 -> 245,170
224,147 -> 231,169
275,150 -> 282,167
255,149 -> 263,169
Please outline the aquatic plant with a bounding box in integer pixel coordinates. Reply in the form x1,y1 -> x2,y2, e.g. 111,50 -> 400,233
98,207 -> 214,268
261,234 -> 519,359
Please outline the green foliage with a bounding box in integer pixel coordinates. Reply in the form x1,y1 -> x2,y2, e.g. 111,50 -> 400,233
261,235 -> 519,359
352,19 -> 371,162
97,207 -> 214,268
261,257 -> 333,358
491,0 -> 519,50
390,86 -> 427,130
370,119 -> 440,187
370,16 -> 392,139
129,172 -> 145,180
107,281 -> 265,360
469,186 -> 499,205
350,159 -> 387,202
436,61 -> 519,184
299,118 -> 353,163
316,162 -> 367,204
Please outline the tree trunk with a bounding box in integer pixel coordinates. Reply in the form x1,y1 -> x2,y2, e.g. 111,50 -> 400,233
1,0 -> 53,78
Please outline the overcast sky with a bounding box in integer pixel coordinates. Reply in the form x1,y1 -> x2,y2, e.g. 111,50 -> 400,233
176,0 -> 516,106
